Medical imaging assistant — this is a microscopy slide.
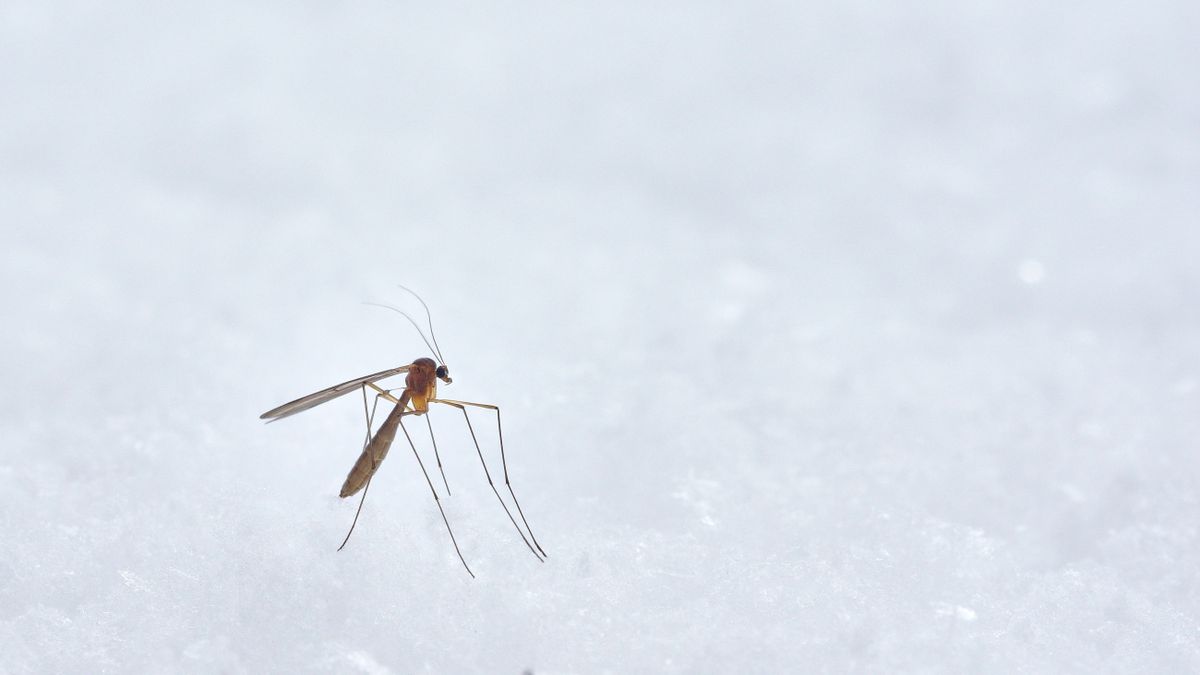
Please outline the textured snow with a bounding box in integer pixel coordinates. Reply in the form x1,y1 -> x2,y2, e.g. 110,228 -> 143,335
3,1 -> 1199,672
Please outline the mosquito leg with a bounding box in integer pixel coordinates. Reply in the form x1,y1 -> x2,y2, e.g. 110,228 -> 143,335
366,383 -> 425,420
435,401 -> 543,562
338,475 -> 372,551
366,382 -> 404,406
434,399 -> 546,557
398,416 -> 475,578
361,384 -> 384,447
424,414 -> 452,497
337,386 -> 385,552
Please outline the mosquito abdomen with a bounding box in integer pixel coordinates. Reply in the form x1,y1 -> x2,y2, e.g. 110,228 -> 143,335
340,393 -> 409,498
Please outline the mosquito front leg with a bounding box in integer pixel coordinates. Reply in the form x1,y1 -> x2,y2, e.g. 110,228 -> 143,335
433,398 -> 546,557
434,400 -> 543,562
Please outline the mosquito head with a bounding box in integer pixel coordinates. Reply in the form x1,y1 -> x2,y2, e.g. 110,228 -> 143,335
436,364 -> 452,384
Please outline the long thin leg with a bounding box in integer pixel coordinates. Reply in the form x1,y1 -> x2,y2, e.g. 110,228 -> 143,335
398,416 -> 475,578
367,382 -> 404,406
362,385 -> 382,446
338,476 -> 372,552
434,399 -> 546,557
425,414 -> 451,497
338,386 -> 384,551
436,401 -> 543,561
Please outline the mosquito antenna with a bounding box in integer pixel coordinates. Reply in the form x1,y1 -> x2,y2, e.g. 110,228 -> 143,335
396,284 -> 446,364
363,302 -> 439,361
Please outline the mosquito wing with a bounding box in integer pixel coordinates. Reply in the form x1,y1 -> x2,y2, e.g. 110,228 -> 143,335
260,365 -> 412,421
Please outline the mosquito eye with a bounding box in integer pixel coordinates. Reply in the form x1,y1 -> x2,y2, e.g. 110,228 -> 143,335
436,366 -> 448,378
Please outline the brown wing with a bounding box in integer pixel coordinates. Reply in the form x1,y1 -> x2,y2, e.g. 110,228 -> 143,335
260,365 -> 412,421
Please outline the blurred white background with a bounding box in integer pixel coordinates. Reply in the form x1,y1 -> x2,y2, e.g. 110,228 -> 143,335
2,1 -> 1198,672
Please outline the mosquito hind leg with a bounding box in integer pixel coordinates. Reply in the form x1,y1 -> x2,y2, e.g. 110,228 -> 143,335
434,398 -> 546,557
338,475 -> 373,551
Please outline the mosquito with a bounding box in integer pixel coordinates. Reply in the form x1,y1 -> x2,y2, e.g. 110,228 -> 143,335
259,287 -> 545,577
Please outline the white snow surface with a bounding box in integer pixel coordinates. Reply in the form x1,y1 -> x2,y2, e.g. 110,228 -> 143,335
3,1 -> 1199,672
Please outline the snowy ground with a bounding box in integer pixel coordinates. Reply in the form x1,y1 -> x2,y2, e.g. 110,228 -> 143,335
3,1 -> 1199,672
